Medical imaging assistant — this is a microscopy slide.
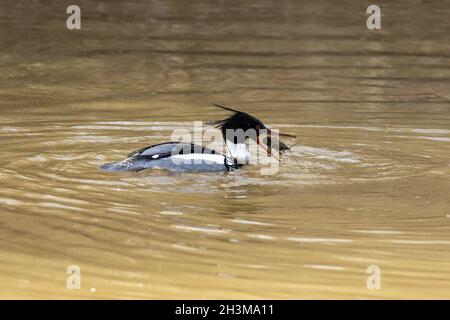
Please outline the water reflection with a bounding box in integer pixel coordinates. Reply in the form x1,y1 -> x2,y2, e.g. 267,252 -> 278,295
0,0 -> 450,299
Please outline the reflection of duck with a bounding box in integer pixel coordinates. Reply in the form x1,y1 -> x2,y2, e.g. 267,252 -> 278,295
100,104 -> 295,172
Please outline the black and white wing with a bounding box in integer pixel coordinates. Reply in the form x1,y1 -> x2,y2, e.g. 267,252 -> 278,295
100,142 -> 232,172
128,142 -> 216,159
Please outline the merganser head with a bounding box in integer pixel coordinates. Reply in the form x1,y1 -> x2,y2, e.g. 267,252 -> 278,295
211,104 -> 295,164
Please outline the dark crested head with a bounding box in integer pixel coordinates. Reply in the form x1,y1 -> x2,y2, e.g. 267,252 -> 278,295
211,104 -> 296,160
211,104 -> 267,138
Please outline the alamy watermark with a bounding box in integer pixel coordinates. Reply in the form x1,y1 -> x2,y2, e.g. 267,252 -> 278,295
66,5 -> 81,30
65,5 -> 382,32
170,121 -> 284,175
366,264 -> 381,289
66,265 -> 81,289
366,5 -> 381,30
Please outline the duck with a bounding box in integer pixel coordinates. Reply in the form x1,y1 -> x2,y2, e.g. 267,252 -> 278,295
100,104 -> 294,172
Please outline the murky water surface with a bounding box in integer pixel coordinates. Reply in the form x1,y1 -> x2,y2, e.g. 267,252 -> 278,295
1,0 -> 450,299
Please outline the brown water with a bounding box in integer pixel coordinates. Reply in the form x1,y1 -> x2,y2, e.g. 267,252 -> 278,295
1,0 -> 450,299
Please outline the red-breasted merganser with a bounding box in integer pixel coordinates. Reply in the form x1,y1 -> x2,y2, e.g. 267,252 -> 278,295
100,104 -> 295,172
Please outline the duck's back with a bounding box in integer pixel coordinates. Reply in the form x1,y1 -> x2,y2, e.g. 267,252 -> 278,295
100,142 -> 236,172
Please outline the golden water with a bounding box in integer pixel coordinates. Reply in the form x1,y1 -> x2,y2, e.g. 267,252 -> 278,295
1,0 -> 450,299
